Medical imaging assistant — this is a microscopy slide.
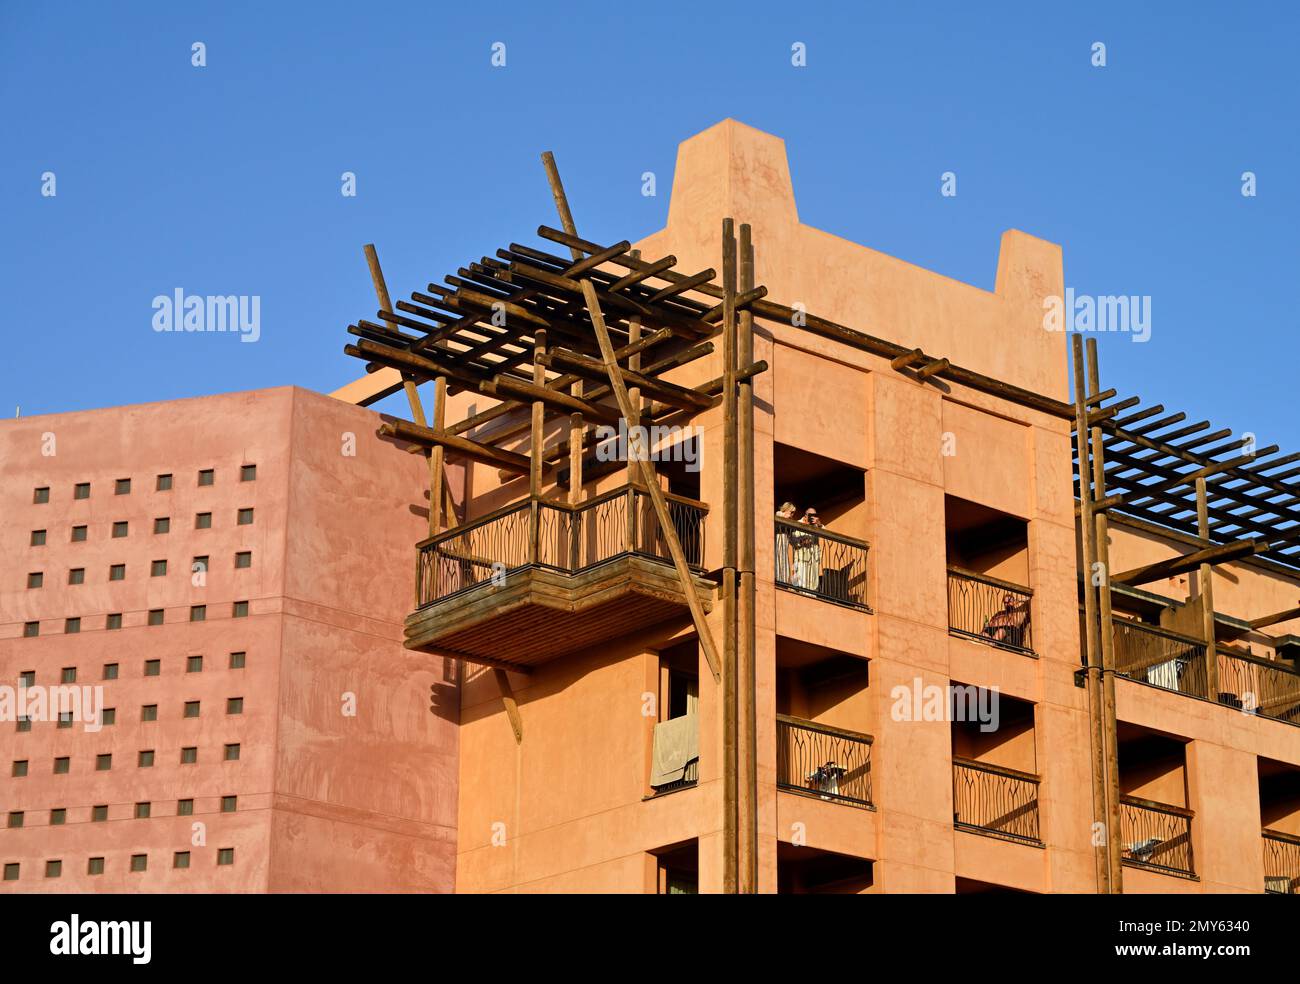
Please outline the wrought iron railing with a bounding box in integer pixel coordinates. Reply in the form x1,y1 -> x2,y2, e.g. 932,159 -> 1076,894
1262,829 -> 1300,894
952,758 -> 1041,844
1120,795 -> 1195,877
774,519 -> 870,610
1217,649 -> 1300,722
1111,619 -> 1209,699
947,568 -> 1033,653
776,714 -> 873,807
416,484 -> 707,608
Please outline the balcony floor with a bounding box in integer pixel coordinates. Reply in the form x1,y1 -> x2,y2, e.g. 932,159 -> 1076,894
404,554 -> 715,671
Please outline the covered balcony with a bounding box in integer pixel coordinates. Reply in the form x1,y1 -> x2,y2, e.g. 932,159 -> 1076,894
404,484 -> 713,671
1262,829 -> 1300,894
1120,796 -> 1195,877
775,714 -> 874,807
951,759 -> 1042,845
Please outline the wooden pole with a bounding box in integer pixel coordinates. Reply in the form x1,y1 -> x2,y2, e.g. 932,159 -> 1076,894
1086,338 -> 1123,893
721,218 -> 739,895
539,151 -> 722,684
1197,477 -> 1221,701
737,224 -> 758,895
1071,334 -> 1112,894
528,329 -> 547,565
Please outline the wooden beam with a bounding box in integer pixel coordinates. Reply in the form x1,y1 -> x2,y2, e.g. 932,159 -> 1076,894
1111,538 -> 1265,586
494,669 -> 523,744
1250,605 -> 1300,630
379,419 -> 534,474
539,349 -> 712,412
540,151 -> 722,685
482,375 -> 623,425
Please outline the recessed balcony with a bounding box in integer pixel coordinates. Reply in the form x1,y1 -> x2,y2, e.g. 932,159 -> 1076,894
1120,795 -> 1195,878
947,568 -> 1034,655
1263,829 -> 1300,894
774,520 -> 871,611
404,484 -> 713,671
951,757 -> 1042,845
776,714 -> 874,808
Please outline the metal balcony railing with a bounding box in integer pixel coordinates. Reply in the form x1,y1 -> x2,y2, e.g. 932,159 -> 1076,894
1216,649 -> 1300,723
776,714 -> 873,807
952,758 -> 1041,844
947,568 -> 1033,654
1262,829 -> 1300,894
1111,619 -> 1209,699
415,484 -> 707,608
774,519 -> 871,610
1120,795 -> 1195,877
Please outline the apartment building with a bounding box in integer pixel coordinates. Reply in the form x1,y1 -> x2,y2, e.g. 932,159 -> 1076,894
347,120 -> 1300,894
0,387 -> 458,892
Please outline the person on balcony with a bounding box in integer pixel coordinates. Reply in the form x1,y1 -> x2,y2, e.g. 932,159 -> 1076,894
983,593 -> 1029,648
775,501 -> 797,585
791,507 -> 824,593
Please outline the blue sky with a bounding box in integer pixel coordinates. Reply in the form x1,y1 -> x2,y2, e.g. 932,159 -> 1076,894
2,1 -> 1295,451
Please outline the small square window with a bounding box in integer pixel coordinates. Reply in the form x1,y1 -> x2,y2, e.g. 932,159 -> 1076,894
106,613 -> 122,630
138,750 -> 155,767
184,701 -> 200,719
237,508 -> 254,525
103,662 -> 119,679
173,851 -> 191,869
95,754 -> 111,771
27,572 -> 42,589
235,551 -> 252,569
7,812 -> 23,829
177,799 -> 194,816
144,659 -> 161,677
134,802 -> 151,819
240,464 -> 256,482
154,517 -> 170,534
221,795 -> 237,813
71,525 -> 87,542
109,564 -> 125,581
187,655 -> 203,673
53,757 -> 69,775
3,864 -> 18,881
12,760 -> 28,777
101,708 -> 116,726
60,667 -> 76,684
180,746 -> 197,764
195,512 -> 212,530
45,860 -> 62,878
19,671 -> 34,688
130,854 -> 147,873
30,529 -> 46,546
115,478 -> 131,495
141,705 -> 158,722
16,717 -> 31,733
190,605 -> 207,622
232,601 -> 249,619
148,609 -> 164,626
87,857 -> 104,875
198,469 -> 214,486
217,848 -> 235,866
226,697 -> 244,715
112,521 -> 128,538
33,487 -> 50,504
22,622 -> 39,638
50,809 -> 66,826
64,617 -> 80,634
192,555 -> 209,574
67,568 -> 84,585
156,473 -> 172,491
229,651 -> 246,669
74,482 -> 90,500
224,743 -> 240,762
57,712 -> 73,729
91,805 -> 108,821
151,559 -> 167,577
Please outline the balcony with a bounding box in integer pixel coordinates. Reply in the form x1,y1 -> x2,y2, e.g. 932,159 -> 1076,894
774,520 -> 871,611
1262,829 -> 1300,894
404,484 -> 713,670
1120,795 -> 1195,877
947,568 -> 1033,655
952,758 -> 1041,845
776,714 -> 873,807
1217,648 -> 1300,722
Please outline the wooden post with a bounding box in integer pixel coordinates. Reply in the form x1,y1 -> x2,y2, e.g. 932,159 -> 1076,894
569,379 -> 584,567
529,329 -> 547,565
721,218 -> 739,895
364,244 -> 443,539
494,669 -> 523,744
1197,477 -> 1221,701
1071,333 -> 1112,895
431,376 -> 448,530
1086,338 -> 1123,893
539,151 -> 722,684
737,224 -> 758,894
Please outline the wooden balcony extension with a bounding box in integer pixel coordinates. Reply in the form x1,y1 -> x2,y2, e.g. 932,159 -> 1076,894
404,484 -> 713,671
